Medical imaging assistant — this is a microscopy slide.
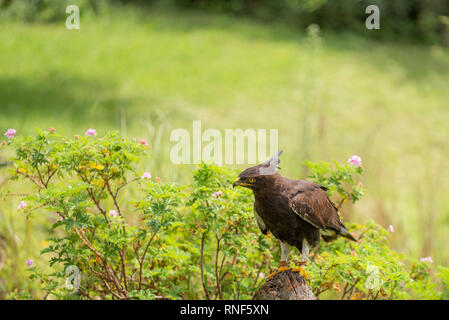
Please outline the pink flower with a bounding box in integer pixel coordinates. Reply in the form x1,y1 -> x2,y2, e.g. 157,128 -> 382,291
17,201 -> 27,210
217,162 -> 222,167
48,127 -> 56,133
212,190 -> 224,198
109,210 -> 117,218
139,139 -> 149,147
141,171 -> 152,180
348,155 -> 362,167
259,272 -> 265,278
420,256 -> 433,264
4,129 -> 16,138
389,225 -> 394,233
85,128 -> 97,137
26,259 -> 34,267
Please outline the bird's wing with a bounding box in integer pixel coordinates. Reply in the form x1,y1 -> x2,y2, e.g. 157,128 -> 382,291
289,186 -> 343,232
254,202 -> 268,235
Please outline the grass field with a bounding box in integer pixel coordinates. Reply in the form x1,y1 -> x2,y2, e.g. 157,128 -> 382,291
1,5 -> 449,294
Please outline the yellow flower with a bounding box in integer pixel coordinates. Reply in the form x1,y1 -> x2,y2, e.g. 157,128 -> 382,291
91,163 -> 104,170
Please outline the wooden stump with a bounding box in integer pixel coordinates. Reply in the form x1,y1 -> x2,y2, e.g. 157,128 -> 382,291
253,269 -> 316,300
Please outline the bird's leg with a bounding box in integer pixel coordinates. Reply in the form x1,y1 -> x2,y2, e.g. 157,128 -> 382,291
268,242 -> 290,279
292,239 -> 309,281
278,242 -> 291,272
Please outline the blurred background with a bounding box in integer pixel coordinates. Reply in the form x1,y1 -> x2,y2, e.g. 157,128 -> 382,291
1,0 -> 449,298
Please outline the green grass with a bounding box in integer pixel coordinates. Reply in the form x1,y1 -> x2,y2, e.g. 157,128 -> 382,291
1,5 -> 449,295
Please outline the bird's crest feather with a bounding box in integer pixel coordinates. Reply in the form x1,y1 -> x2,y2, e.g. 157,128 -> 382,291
259,150 -> 283,175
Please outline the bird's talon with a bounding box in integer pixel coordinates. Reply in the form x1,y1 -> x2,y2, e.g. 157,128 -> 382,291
277,266 -> 290,273
291,267 -> 309,281
266,266 -> 291,280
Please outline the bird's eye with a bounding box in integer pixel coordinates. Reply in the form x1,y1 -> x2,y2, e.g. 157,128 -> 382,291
248,178 -> 255,183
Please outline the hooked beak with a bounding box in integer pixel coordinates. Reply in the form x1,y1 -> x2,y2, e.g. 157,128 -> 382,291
233,177 -> 253,188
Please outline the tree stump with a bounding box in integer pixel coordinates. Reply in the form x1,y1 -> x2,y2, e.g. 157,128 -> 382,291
253,269 -> 316,300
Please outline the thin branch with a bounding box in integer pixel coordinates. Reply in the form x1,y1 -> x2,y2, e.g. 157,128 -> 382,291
252,260 -> 265,288
104,180 -> 129,290
22,172 -> 43,189
75,228 -> 127,298
200,232 -> 210,300
35,165 -> 45,187
78,288 -> 94,300
78,173 -> 110,224
114,178 -> 138,198
337,195 -> 351,210
106,180 -> 123,218
138,230 -> 158,290
218,254 -> 226,286
220,251 -> 238,282
45,168 -> 57,187
215,236 -> 223,299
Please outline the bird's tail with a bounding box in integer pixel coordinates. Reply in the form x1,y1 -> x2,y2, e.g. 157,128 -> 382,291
340,225 -> 357,241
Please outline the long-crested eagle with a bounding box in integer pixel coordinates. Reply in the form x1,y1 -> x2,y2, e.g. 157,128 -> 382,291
233,151 -> 356,277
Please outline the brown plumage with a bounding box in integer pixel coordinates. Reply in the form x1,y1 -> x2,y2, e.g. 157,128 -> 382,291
233,151 -> 356,267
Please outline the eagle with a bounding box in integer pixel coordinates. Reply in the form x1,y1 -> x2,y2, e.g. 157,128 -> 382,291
233,151 -> 356,277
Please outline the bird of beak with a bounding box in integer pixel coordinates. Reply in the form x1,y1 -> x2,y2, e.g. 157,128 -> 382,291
233,177 -> 254,188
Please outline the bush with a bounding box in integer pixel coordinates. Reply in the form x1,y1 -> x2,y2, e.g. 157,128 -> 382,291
1,128 -> 447,299
3,129 -> 181,299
